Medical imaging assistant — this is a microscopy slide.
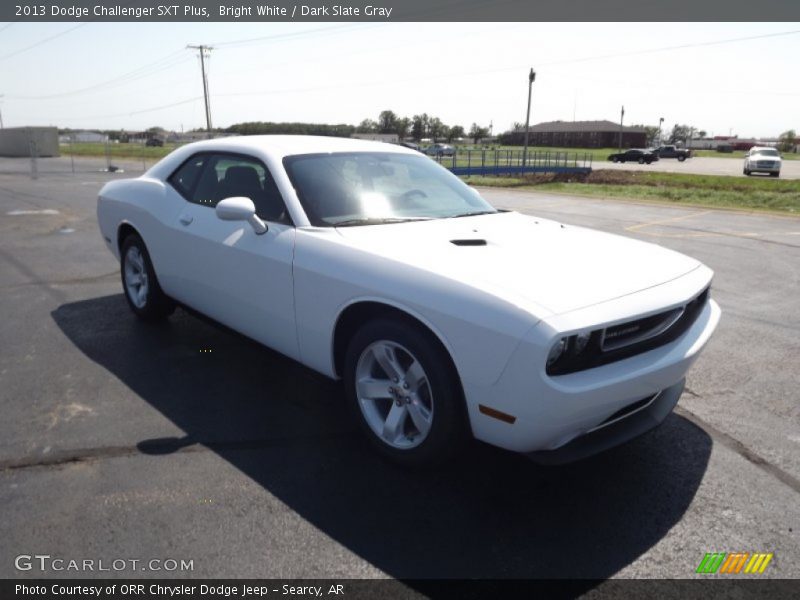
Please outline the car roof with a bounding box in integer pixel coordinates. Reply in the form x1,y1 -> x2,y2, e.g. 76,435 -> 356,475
145,135 -> 419,180
186,134 -> 415,157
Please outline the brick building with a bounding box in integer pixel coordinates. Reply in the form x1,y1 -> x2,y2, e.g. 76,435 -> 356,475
503,120 -> 648,148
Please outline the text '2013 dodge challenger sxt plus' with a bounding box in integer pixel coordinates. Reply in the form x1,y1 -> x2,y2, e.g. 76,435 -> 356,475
97,136 -> 720,466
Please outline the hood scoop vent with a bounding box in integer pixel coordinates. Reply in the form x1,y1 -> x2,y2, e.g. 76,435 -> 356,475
450,238 -> 487,247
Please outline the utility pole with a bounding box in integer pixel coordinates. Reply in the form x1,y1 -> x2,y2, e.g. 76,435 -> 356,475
522,68 -> 536,169
187,45 -> 213,136
658,117 -> 664,145
618,105 -> 625,151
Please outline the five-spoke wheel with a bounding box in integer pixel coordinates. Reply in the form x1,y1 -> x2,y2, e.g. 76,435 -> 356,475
344,318 -> 467,466
355,340 -> 434,450
120,233 -> 174,321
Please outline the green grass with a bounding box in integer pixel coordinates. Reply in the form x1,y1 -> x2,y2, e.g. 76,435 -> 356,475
448,145 -> 614,162
61,142 -> 178,160
62,140 -> 800,163
464,170 -> 800,215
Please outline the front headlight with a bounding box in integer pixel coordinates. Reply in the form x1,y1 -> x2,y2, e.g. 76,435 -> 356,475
546,330 -> 598,373
546,338 -> 567,367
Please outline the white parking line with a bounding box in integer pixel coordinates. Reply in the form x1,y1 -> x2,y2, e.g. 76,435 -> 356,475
6,209 -> 59,216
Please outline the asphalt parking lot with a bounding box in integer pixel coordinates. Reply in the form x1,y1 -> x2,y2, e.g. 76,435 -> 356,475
1,159 -> 798,586
601,155 -> 800,179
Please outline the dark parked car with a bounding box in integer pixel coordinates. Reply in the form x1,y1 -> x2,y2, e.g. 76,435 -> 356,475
655,145 -> 692,161
607,149 -> 658,164
399,141 -> 423,152
145,137 -> 164,147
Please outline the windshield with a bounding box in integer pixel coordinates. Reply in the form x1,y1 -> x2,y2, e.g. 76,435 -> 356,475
283,152 -> 497,226
753,149 -> 779,157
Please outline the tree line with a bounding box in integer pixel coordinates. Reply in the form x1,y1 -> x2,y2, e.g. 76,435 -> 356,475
354,110 -> 490,144
217,110 -> 491,144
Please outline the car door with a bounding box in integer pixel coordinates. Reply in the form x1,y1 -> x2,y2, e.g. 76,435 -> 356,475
164,152 -> 299,360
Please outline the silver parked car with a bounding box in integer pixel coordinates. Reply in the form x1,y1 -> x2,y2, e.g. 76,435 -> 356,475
743,147 -> 782,177
425,143 -> 456,157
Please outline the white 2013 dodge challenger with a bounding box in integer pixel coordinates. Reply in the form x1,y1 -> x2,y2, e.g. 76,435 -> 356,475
97,136 -> 720,466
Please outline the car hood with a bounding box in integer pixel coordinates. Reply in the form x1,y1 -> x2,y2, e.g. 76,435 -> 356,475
335,211 -> 700,316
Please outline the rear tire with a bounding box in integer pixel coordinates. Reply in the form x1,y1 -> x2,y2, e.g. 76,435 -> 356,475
343,318 -> 468,467
120,233 -> 174,321
678,155 -> 686,162
611,157 -> 619,163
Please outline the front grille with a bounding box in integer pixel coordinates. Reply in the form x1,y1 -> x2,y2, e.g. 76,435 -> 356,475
756,161 -> 777,168
547,287 -> 710,375
602,307 -> 684,351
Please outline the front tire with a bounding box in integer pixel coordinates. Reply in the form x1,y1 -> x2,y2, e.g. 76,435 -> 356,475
120,233 -> 174,321
638,157 -> 645,164
343,318 -> 468,467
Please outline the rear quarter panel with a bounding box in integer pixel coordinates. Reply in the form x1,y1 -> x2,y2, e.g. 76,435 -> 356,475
97,177 -> 183,279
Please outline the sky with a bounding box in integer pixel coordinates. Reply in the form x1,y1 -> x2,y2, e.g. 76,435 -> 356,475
0,21 -> 798,138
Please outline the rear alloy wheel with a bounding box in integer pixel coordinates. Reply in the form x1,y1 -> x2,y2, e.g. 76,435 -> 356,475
344,319 -> 467,466
120,233 -> 174,321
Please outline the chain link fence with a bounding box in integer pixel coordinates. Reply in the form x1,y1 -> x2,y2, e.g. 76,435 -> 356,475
2,132 -> 593,179
0,130 -> 188,178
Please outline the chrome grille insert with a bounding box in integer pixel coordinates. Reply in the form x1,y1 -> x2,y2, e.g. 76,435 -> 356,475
601,307 -> 685,351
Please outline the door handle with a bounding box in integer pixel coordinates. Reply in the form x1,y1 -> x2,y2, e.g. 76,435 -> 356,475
179,215 -> 193,226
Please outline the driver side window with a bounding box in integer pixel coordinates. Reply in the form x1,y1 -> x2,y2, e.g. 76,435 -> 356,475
170,153 -> 291,224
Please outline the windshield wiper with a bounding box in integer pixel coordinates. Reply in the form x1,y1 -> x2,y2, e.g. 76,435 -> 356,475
333,217 -> 432,227
448,210 -> 498,219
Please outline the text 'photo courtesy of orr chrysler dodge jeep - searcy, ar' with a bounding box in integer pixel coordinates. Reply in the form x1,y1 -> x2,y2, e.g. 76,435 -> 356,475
96,136 -> 720,466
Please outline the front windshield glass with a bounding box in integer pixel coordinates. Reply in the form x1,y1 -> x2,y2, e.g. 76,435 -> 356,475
754,148 -> 779,157
283,152 -> 497,226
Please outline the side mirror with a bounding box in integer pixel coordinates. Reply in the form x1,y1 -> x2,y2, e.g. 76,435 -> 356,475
215,197 -> 267,234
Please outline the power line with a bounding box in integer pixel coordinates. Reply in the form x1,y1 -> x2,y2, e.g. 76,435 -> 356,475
211,23 -> 382,49
537,28 -> 800,68
52,96 -> 202,121
0,23 -> 88,61
10,52 -> 191,100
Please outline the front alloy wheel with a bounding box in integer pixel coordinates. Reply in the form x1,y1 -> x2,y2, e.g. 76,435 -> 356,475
355,340 -> 434,450
344,319 -> 467,466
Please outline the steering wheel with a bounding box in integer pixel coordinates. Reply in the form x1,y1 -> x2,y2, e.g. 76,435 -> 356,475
399,189 -> 428,203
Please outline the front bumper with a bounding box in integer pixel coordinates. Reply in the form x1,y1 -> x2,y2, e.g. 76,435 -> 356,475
462,266 -> 720,455
748,162 -> 781,174
526,378 -> 684,465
